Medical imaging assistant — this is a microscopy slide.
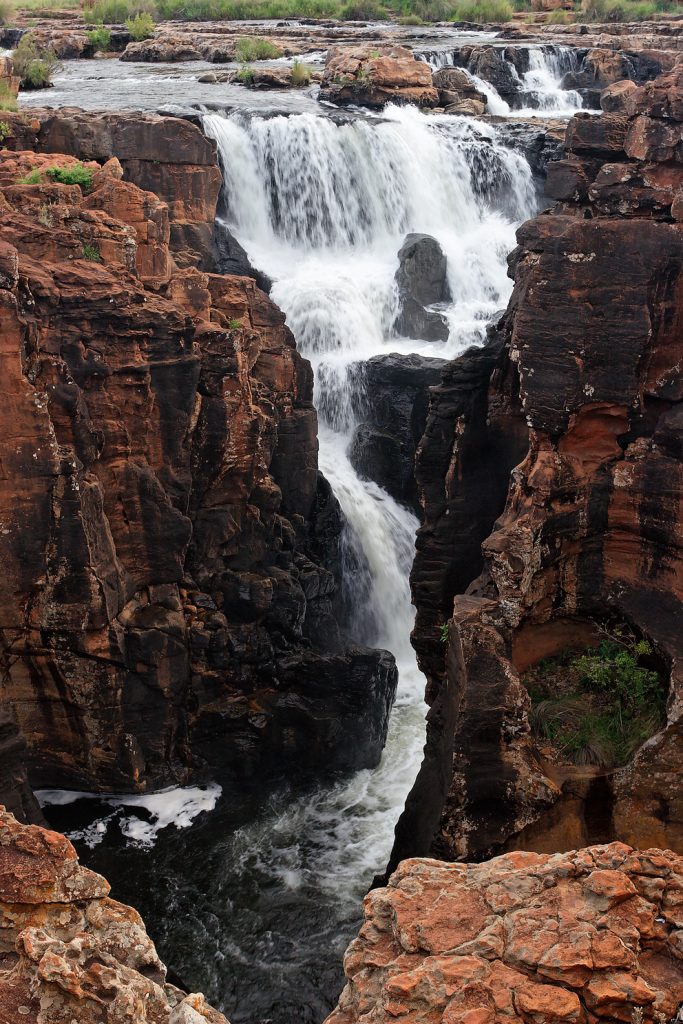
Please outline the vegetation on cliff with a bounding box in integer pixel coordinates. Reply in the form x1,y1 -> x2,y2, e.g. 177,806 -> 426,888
525,628 -> 666,769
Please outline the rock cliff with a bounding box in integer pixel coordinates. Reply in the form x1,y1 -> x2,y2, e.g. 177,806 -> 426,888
0,122 -> 396,797
329,843 -> 683,1024
389,67 -> 683,872
0,806 -> 228,1023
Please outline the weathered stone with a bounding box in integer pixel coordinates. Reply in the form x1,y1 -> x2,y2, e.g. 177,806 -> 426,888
320,45 -> 438,108
329,845 -> 683,1024
394,233 -> 451,343
0,808 -> 228,1023
0,145 -> 397,798
388,67 -> 683,867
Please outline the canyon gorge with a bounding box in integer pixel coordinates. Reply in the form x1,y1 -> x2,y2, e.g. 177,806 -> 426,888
0,8 -> 681,1024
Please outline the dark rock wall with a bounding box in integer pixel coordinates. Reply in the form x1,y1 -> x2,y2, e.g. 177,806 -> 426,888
389,68 -> 683,869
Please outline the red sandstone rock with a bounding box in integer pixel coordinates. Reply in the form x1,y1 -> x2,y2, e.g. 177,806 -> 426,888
0,807 -> 228,1023
0,142 -> 396,797
328,844 -> 683,1024
320,45 -> 438,108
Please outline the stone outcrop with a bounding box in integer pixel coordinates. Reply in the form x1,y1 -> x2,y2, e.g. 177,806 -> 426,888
394,233 -> 451,343
329,844 -> 683,1024
0,806 -> 228,1022
2,109 -> 222,270
432,67 -> 487,116
0,142 -> 396,797
319,45 -> 438,109
349,353 -> 447,510
389,68 -> 683,870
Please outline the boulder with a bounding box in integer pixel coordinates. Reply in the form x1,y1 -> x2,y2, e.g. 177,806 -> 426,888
121,37 -> 204,62
394,233 -> 451,342
319,45 -> 438,109
329,845 -> 683,1024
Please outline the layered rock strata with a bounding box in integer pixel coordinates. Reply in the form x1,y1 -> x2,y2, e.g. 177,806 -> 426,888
329,843 -> 683,1024
0,806 -> 228,1023
319,45 -> 438,108
3,109 -> 222,270
389,67 -> 683,871
0,139 -> 396,795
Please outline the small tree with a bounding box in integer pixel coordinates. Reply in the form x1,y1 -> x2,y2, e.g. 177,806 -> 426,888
12,33 -> 60,89
125,11 -> 155,38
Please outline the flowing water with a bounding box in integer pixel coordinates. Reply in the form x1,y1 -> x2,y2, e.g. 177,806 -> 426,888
419,42 -> 583,116
41,100 -> 537,1022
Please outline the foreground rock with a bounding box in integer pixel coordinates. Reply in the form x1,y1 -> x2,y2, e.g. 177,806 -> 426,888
329,843 -> 683,1024
0,133 -> 396,797
0,807 -> 228,1022
390,67 -> 683,868
320,45 -> 438,109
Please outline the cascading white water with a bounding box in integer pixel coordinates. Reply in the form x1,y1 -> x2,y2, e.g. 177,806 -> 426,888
419,43 -> 583,116
199,105 -> 536,1006
520,45 -> 582,113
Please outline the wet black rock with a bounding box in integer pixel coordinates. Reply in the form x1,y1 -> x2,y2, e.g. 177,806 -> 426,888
394,233 -> 451,343
349,353 -> 447,509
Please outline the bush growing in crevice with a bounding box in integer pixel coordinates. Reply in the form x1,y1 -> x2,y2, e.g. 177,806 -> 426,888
12,32 -> 60,89
87,26 -> 113,50
523,625 -> 666,769
0,82 -> 17,112
291,58 -> 312,85
125,10 -> 154,37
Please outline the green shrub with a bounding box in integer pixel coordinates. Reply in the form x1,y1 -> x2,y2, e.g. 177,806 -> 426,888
236,63 -> 254,84
12,32 -> 60,89
227,317 -> 242,328
87,26 -> 113,49
82,243 -> 102,261
290,58 -> 312,85
0,82 -> 17,112
524,627 -> 665,769
439,622 -> 449,644
547,7 -> 570,20
45,163 -> 94,189
451,0 -> 512,20
0,118 -> 12,143
341,0 -> 387,17
0,0 -> 15,24
18,168 -> 42,183
580,0 -> 667,18
234,35 -> 280,60
125,10 -> 154,37
397,12 -> 425,21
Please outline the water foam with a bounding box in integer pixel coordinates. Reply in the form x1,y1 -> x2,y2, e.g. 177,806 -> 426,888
37,784 -> 222,848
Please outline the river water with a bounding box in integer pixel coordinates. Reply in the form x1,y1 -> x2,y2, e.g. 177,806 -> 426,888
35,37 -> 577,1023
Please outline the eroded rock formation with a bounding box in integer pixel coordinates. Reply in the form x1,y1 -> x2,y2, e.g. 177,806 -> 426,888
0,806 -> 228,1022
389,67 -> 683,871
0,130 -> 396,796
329,843 -> 683,1024
320,45 -> 438,109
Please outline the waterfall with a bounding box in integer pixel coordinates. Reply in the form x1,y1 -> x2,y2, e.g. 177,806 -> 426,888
520,45 -> 582,114
417,43 -> 583,116
194,103 -> 537,1020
